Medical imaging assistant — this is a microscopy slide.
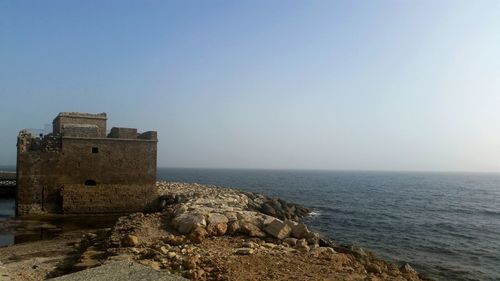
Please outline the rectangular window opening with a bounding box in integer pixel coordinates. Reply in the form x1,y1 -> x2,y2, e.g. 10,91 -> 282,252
92,147 -> 99,153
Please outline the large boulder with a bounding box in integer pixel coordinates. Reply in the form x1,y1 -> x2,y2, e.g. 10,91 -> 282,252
224,211 -> 238,221
206,213 -> 229,236
189,227 -> 208,243
122,235 -> 139,247
306,231 -> 320,245
240,222 -> 266,238
290,223 -> 310,239
237,211 -> 264,228
264,219 -> 292,239
226,220 -> 240,234
172,213 -> 206,234
260,203 -> 277,217
207,213 -> 228,224
207,223 -> 227,236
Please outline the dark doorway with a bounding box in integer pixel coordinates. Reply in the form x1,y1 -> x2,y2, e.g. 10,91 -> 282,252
84,179 -> 97,186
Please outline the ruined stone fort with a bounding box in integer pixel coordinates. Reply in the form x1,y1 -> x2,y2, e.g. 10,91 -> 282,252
16,112 -> 158,216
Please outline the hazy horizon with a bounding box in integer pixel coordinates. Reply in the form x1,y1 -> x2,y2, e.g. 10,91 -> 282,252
2,1 -> 500,173
2,164 -> 500,175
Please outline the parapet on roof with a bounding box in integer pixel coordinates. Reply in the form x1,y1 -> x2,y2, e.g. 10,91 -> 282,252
53,112 -> 108,137
49,112 -> 157,140
54,112 -> 107,121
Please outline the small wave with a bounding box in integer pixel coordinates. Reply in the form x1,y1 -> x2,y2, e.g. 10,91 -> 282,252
309,211 -> 321,217
480,209 -> 500,217
315,206 -> 357,215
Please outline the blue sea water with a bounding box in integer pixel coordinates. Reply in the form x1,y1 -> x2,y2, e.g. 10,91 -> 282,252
156,168 -> 500,281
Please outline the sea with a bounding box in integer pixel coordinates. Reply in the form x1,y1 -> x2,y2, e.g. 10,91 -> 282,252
1,167 -> 499,281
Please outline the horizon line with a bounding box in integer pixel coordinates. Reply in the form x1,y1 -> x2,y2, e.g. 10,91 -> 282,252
156,166 -> 500,174
1,164 -> 499,175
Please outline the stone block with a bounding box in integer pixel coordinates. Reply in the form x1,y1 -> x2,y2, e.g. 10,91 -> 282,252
122,235 -> 139,247
263,219 -> 292,239
172,213 -> 207,234
291,223 -> 309,239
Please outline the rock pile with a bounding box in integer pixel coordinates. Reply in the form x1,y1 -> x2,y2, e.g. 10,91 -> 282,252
156,182 -> 316,246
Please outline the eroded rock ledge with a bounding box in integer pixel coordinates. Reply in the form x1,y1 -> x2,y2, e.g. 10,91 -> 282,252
155,182 -> 314,242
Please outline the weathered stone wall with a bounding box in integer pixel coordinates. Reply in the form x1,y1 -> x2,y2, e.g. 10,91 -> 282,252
108,127 -> 138,139
53,112 -> 107,137
60,137 -> 157,185
16,146 -> 65,214
60,124 -> 100,138
62,184 -> 157,214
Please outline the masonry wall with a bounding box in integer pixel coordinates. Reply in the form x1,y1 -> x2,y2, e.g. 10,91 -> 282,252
16,148 -> 64,214
108,127 -> 138,139
62,184 -> 157,214
16,134 -> 158,215
60,137 -> 157,185
53,113 -> 107,137
61,125 -> 100,138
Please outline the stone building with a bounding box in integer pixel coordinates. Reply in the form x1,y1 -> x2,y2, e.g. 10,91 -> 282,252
16,112 -> 158,216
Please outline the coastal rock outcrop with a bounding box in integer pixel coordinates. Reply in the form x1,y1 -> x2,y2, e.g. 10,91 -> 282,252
156,182 -> 314,244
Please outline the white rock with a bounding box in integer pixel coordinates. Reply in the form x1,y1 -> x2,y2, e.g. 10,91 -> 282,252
235,248 -> 254,255
263,216 -> 275,226
207,213 -> 229,225
264,219 -> 292,239
173,213 -> 207,234
237,211 -> 263,227
262,243 -> 277,249
159,246 -> 169,255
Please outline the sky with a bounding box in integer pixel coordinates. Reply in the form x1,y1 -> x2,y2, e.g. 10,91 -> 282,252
1,1 -> 500,172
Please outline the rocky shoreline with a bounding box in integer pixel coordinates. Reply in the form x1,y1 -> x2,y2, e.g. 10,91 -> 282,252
0,181 -> 431,280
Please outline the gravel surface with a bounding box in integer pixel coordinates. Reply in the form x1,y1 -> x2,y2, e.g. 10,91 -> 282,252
48,260 -> 187,281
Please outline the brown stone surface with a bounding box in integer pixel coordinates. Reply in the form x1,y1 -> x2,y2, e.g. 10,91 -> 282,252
52,112 -> 107,137
62,184 -> 157,214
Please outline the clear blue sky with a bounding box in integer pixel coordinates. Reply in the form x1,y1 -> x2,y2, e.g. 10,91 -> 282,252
1,1 -> 500,172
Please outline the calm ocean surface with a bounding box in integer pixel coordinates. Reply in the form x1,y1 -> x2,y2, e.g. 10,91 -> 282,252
157,168 -> 500,281
1,168 -> 499,281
